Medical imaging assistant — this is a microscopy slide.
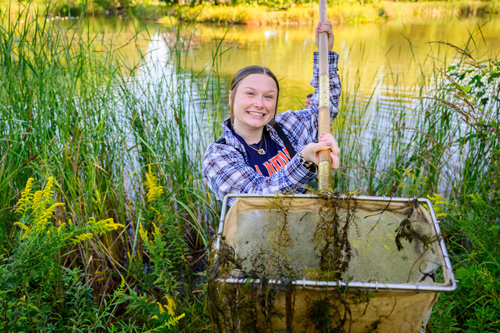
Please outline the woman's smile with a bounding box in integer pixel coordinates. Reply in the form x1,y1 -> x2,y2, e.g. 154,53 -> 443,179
247,111 -> 265,117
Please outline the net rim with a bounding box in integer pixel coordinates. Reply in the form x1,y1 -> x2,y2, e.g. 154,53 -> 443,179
213,194 -> 457,293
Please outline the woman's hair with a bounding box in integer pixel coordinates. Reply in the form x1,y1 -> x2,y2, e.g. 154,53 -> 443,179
229,65 -> 280,126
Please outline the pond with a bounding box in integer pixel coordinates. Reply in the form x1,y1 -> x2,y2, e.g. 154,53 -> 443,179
83,15 -> 500,122
183,16 -> 500,113
85,15 -> 500,115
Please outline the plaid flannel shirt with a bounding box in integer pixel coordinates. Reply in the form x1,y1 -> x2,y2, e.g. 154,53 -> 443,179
203,51 -> 341,206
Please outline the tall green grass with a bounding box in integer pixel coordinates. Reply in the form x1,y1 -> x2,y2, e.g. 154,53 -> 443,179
0,2 -> 222,330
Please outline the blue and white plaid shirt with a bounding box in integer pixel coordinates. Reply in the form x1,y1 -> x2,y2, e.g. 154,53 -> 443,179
203,51 -> 341,206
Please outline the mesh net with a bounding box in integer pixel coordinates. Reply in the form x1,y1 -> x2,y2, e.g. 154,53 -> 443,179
209,195 -> 453,332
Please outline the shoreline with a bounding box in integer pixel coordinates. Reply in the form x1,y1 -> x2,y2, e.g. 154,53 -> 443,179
3,1 -> 499,25
164,1 -> 500,25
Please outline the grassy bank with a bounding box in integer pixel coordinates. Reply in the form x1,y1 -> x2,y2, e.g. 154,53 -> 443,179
2,0 -> 500,24
1,2 -> 499,332
169,1 -> 500,25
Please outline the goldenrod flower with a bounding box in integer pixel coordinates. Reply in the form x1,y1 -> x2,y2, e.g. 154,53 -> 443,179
89,217 -> 124,234
13,222 -> 29,231
165,297 -> 175,316
144,165 -> 164,202
41,177 -> 55,205
427,193 -> 449,218
157,302 -> 165,314
73,233 -> 93,244
57,223 -> 66,233
165,296 -> 176,311
16,178 -> 35,214
138,222 -> 149,243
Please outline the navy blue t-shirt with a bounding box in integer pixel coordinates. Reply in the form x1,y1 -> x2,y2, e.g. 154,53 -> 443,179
232,129 -> 293,177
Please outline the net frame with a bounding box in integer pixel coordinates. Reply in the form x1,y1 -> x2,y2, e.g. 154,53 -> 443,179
213,194 -> 457,293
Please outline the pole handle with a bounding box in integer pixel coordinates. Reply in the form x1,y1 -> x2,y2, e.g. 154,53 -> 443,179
318,0 -> 332,191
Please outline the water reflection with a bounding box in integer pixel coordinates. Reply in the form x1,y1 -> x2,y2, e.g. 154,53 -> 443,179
186,17 -> 499,111
117,31 -> 220,195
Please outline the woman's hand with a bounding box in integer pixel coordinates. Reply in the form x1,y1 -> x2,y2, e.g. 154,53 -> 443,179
301,133 -> 340,169
315,21 -> 334,52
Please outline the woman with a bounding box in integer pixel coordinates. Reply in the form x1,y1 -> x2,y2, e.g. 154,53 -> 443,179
203,21 -> 341,206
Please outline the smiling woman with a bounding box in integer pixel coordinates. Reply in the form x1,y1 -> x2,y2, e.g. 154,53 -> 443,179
202,21 -> 342,206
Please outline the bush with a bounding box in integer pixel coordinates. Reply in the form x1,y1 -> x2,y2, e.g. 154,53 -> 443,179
426,48 -> 500,331
0,177 -> 123,331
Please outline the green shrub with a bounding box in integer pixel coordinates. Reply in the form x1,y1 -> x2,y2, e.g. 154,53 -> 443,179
0,177 -> 123,331
422,47 -> 500,331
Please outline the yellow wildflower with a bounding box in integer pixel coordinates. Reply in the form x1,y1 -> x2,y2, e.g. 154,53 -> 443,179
57,223 -> 66,233
41,177 -> 55,205
157,302 -> 165,314
144,165 -> 164,202
427,193 -> 449,218
165,296 -> 176,311
165,296 -> 176,316
138,222 -> 149,243
152,223 -> 161,241
89,217 -> 124,234
73,233 -> 93,244
13,222 -> 29,231
16,178 -> 35,214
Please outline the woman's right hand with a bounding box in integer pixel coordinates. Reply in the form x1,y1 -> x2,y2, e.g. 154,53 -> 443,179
301,133 -> 340,169
315,21 -> 334,51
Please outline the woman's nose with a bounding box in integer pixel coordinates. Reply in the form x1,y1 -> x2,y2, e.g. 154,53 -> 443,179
253,96 -> 264,108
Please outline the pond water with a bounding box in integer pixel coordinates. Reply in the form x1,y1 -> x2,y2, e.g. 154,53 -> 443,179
85,15 -> 499,122
184,17 -> 500,113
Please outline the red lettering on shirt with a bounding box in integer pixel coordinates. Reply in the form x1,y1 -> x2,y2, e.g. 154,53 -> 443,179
283,148 -> 291,160
278,150 -> 290,163
254,148 -> 293,177
271,154 -> 286,171
263,161 -> 276,176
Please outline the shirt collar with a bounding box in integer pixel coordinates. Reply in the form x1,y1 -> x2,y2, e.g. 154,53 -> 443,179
221,117 -> 284,150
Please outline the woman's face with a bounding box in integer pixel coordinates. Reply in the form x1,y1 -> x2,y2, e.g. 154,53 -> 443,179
230,73 -> 278,137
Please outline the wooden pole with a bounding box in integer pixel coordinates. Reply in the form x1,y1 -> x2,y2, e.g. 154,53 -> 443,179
318,0 -> 332,190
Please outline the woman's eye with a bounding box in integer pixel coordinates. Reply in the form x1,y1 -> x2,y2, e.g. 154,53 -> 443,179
247,92 -> 254,96
265,95 -> 275,100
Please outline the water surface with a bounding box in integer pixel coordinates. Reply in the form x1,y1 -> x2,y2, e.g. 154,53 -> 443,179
185,17 -> 500,113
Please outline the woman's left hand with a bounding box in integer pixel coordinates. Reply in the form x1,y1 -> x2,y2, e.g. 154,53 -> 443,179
301,133 -> 340,169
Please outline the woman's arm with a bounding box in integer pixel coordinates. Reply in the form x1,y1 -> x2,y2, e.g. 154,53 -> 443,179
275,50 -> 340,151
203,143 -> 316,205
279,21 -> 341,170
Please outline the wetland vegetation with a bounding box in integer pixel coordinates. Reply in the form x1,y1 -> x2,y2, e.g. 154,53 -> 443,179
0,0 -> 499,331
